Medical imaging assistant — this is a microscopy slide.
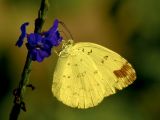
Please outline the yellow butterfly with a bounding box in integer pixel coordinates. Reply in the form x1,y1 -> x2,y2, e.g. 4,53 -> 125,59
52,39 -> 136,109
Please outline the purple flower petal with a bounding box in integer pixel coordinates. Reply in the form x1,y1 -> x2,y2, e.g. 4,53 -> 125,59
44,19 -> 63,47
39,50 -> 51,58
27,33 -> 42,46
29,48 -> 50,62
35,50 -> 44,62
16,22 -> 29,47
29,49 -> 38,61
48,19 -> 59,34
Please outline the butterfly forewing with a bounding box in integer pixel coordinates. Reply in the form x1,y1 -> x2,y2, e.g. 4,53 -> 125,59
73,42 -> 136,96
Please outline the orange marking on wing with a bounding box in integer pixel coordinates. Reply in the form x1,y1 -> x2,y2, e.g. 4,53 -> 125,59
113,62 -> 136,81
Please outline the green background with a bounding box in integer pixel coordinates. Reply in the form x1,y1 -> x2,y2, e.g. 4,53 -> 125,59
0,0 -> 160,119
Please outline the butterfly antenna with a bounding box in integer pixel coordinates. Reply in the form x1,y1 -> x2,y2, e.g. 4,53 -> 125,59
59,21 -> 74,40
59,30 -> 69,40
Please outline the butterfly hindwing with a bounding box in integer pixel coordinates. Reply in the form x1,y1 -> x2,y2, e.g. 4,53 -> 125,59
52,48 -> 106,108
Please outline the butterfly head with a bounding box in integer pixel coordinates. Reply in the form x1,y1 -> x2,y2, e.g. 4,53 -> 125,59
55,39 -> 74,57
62,39 -> 74,48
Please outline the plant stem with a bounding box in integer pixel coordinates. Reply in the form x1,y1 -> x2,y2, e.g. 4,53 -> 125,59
35,0 -> 49,33
9,0 -> 49,120
9,53 -> 32,120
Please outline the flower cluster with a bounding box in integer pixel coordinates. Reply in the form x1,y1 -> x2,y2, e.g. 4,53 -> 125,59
16,19 -> 62,62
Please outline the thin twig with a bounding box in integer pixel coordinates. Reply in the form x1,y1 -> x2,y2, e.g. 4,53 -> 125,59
9,0 -> 49,120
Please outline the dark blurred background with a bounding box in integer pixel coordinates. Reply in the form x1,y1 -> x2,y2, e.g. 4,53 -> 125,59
0,0 -> 160,120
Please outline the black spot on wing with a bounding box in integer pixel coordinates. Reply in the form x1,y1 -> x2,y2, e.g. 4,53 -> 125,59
101,55 -> 109,64
104,56 -> 108,60
94,70 -> 98,74
63,75 -> 66,78
74,64 -> 78,66
87,49 -> 93,55
80,59 -> 83,62
67,63 -> 70,65
77,71 -> 86,78
101,60 -> 104,64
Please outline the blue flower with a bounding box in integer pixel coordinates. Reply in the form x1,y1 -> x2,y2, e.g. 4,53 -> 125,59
16,19 -> 63,62
16,22 -> 29,47
26,33 -> 52,62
